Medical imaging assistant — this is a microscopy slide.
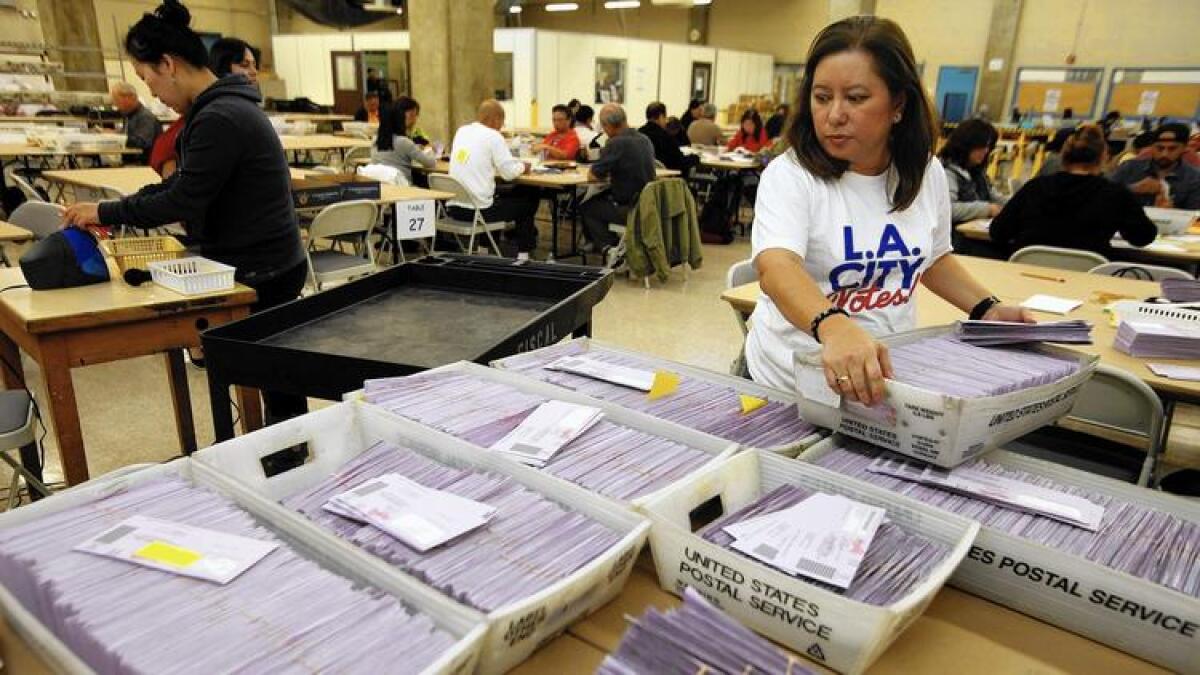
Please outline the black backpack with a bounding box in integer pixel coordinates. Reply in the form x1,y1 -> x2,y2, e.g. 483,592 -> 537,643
699,174 -> 740,244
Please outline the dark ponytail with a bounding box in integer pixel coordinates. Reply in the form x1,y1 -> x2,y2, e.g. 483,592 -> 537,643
124,0 -> 209,68
375,96 -> 420,152
1061,123 -> 1107,167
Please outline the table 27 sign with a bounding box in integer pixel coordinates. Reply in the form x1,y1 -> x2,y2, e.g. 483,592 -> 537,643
396,200 -> 436,239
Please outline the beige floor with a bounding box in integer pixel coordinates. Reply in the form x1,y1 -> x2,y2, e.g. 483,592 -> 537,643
1,236 -> 1197,496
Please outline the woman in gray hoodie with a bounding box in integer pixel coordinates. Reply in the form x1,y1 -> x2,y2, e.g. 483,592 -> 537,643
938,119 -> 1005,223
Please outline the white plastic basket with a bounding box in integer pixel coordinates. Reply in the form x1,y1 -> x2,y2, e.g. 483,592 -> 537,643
641,449 -> 978,675
194,401 -> 651,675
0,459 -> 487,675
148,256 -> 236,295
489,337 -> 824,456
798,438 -> 1200,673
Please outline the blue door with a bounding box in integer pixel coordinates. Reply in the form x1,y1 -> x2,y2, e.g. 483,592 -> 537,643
935,66 -> 979,123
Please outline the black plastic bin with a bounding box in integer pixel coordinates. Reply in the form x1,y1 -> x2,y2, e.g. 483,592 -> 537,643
202,254 -> 613,441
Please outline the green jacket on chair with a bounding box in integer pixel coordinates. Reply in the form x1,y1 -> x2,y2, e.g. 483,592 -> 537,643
624,177 -> 703,282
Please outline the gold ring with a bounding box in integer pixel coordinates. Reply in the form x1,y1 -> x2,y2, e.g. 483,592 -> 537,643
836,375 -> 851,383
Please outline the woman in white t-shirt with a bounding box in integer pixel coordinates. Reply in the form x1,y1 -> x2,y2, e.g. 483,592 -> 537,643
747,16 -> 1033,403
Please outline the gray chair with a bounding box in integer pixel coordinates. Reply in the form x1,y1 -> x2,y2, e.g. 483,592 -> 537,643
1009,245 -> 1108,272
304,200 -> 379,291
342,145 -> 373,171
0,390 -> 51,510
1088,262 -> 1194,282
726,259 -> 758,377
429,173 -> 511,256
8,201 -> 64,240
1011,363 -> 1164,487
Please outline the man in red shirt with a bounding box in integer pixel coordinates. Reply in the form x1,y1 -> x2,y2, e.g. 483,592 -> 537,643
534,104 -> 581,160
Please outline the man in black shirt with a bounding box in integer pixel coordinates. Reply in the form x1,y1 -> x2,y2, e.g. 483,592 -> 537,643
581,103 -> 655,255
638,102 -> 698,173
110,81 -> 161,165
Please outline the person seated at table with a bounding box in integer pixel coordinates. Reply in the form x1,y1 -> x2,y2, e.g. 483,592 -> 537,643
1110,123 -> 1200,209
679,99 -> 703,135
727,109 -> 770,152
63,0 -> 307,425
371,96 -> 434,186
109,81 -> 161,164
354,92 -> 380,124
989,124 -> 1157,258
447,99 -> 538,260
937,118 -> 1004,223
748,16 -> 1031,395
209,37 -> 259,89
1133,132 -> 1200,168
580,103 -> 655,259
687,103 -> 724,146
1112,130 -> 1155,166
765,104 -> 789,140
638,101 -> 698,173
567,98 -> 582,118
533,104 -> 580,161
576,103 -> 600,149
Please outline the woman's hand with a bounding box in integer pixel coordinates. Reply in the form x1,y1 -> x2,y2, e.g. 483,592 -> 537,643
62,203 -> 101,228
986,203 -> 1002,217
819,315 -> 893,407
982,303 -> 1036,323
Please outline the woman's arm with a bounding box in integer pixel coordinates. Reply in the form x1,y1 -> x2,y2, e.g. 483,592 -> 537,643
921,254 -> 1034,321
945,166 -> 996,222
756,248 -> 893,406
406,138 -> 436,168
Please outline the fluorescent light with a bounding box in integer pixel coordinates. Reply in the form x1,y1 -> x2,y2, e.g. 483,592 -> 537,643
545,3 -> 579,11
604,1 -> 640,8
509,5 -> 522,13
395,7 -> 403,13
693,0 -> 712,5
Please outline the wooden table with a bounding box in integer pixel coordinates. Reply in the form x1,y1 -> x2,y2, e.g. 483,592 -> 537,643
0,143 -> 141,170
515,562 -> 1167,675
0,220 -> 33,267
42,167 -> 453,207
0,221 -> 33,243
0,115 -> 87,126
955,218 -> 1200,270
270,113 -> 354,123
279,134 -> 370,154
701,156 -> 763,171
720,255 -> 1199,403
0,266 -> 259,485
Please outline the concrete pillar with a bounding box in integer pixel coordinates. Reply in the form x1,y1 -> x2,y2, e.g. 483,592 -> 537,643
409,0 -> 494,144
977,0 -> 1022,121
828,0 -> 876,22
36,0 -> 106,93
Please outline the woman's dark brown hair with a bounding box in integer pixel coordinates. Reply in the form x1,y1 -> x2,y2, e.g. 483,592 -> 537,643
786,16 -> 937,211
1061,123 -> 1107,166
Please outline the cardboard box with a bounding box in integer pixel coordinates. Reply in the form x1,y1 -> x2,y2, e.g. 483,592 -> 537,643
0,459 -> 487,675
194,400 -> 651,675
291,177 -> 344,208
798,438 -> 1200,674
490,337 -> 824,456
640,449 -> 978,674
793,325 -> 1099,468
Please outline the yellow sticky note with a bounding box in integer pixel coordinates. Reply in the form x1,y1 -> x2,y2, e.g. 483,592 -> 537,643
739,395 -> 767,415
135,540 -> 202,568
647,371 -> 680,400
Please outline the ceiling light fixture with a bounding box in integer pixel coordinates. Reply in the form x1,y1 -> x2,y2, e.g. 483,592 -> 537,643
545,3 -> 579,11
604,1 -> 641,8
509,4 -> 522,13
693,0 -> 712,5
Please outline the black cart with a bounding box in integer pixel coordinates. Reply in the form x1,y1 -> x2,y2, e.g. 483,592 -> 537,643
202,254 -> 613,441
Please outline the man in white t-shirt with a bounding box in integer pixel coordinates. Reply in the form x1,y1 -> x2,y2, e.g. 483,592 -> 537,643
747,154 -> 954,391
446,100 -> 540,259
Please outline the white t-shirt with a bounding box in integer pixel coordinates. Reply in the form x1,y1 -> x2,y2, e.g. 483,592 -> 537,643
448,122 -> 525,209
746,151 -> 953,391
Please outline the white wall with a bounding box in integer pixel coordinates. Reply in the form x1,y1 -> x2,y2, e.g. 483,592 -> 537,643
272,29 -> 772,130
659,44 -> 717,118
714,49 -> 775,120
